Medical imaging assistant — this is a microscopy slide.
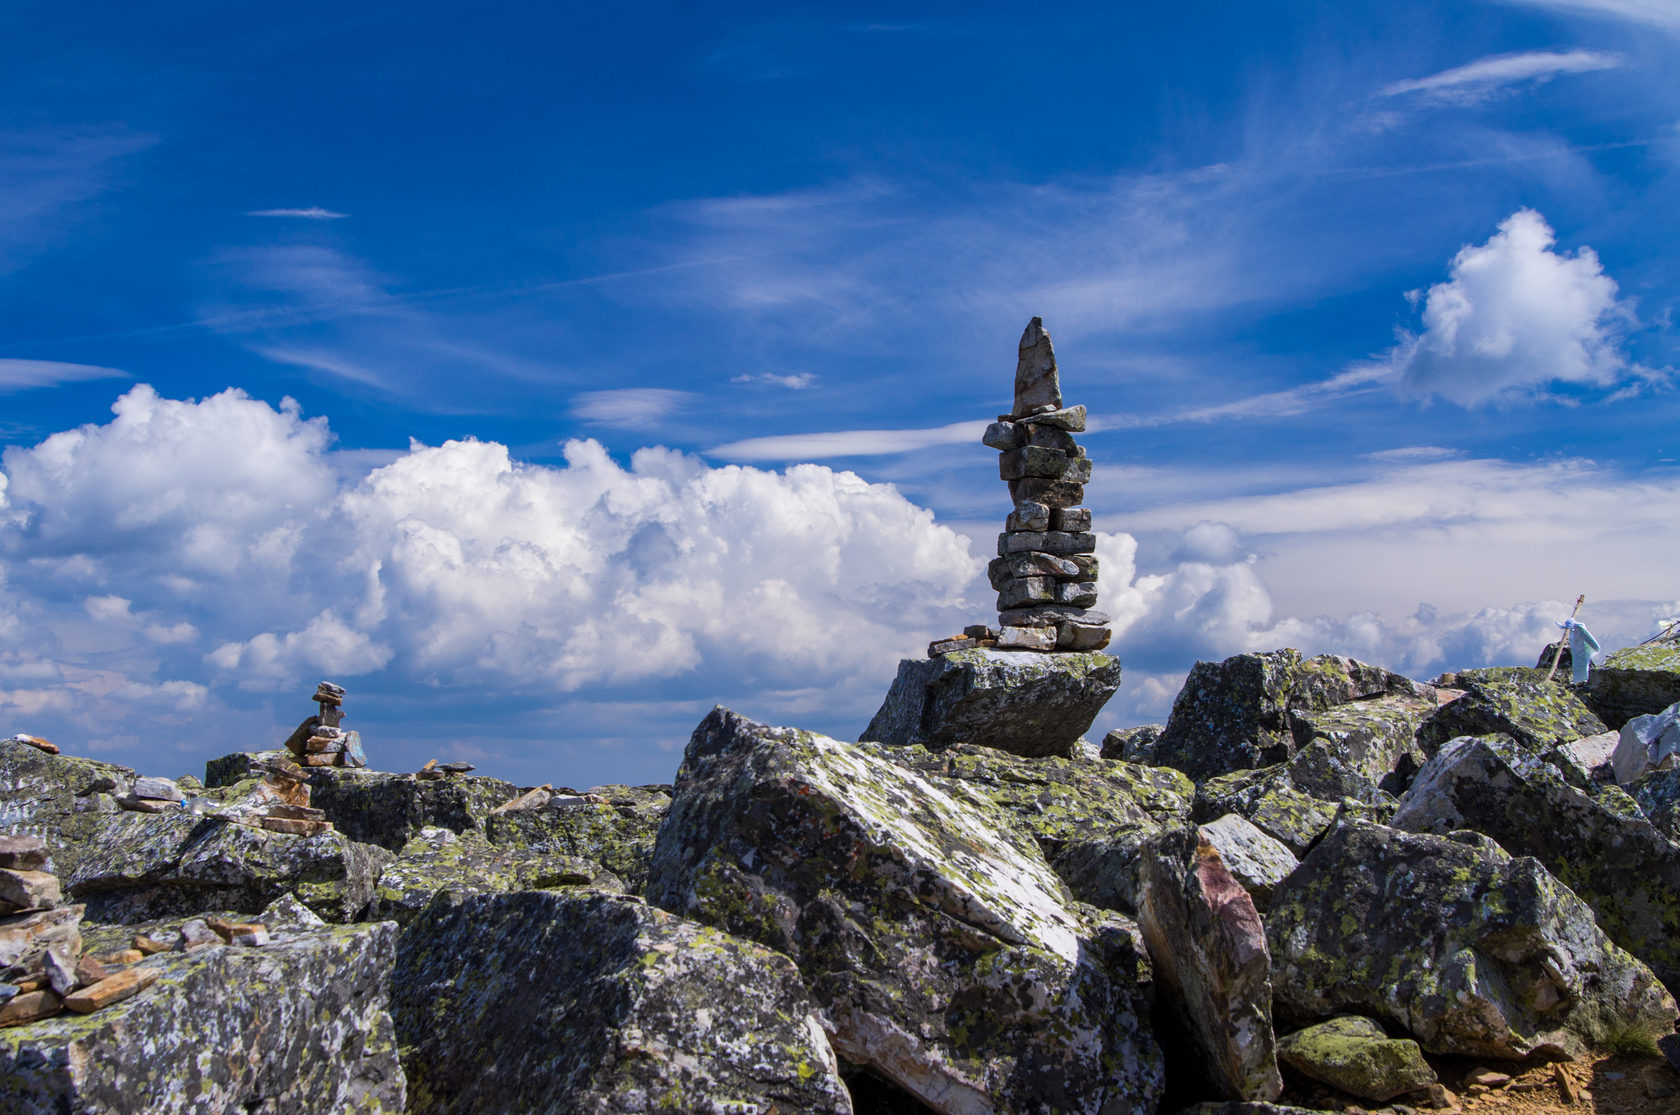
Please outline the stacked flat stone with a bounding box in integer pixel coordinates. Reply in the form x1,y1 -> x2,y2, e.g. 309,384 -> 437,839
981,317 -> 1111,653
283,681 -> 368,769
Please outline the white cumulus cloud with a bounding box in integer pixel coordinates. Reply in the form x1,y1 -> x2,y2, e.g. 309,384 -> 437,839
1393,209 -> 1644,405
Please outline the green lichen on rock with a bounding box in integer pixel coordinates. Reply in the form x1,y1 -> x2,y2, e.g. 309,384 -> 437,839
647,706 -> 1164,1115
307,768 -> 520,852
1275,1015 -> 1435,1102
1631,767 -> 1680,843
1393,732 -> 1680,995
1417,671 -> 1606,757
1152,650 -> 1424,783
483,784 -> 669,894
392,889 -> 850,1114
0,737 -> 139,879
1196,766 -> 1342,856
0,921 -> 404,1113
1589,636 -> 1680,729
368,826 -> 622,924
861,648 -> 1122,758
1267,819 -> 1676,1060
64,811 -> 391,923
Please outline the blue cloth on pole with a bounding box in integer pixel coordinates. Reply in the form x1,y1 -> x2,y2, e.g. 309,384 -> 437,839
1557,619 -> 1601,684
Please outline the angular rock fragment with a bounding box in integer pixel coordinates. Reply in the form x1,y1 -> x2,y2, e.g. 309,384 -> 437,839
1393,732 -> 1680,994
393,890 -> 849,1114
1101,723 -> 1164,762
0,923 -> 404,1112
1138,825 -> 1283,1102
1275,1015 -> 1436,1103
1194,766 -> 1340,856
1612,701 -> 1680,784
0,906 -> 83,981
306,766 -> 520,852
0,871 -> 60,914
483,784 -> 669,894
1196,814 -> 1298,913
862,647 -> 1121,758
1415,667 -> 1607,757
648,707 -> 1164,1115
1014,316 -> 1062,416
1154,650 -> 1425,783
0,737 -> 136,879
0,837 -> 48,873
61,965 -> 160,1013
1588,634 -> 1680,728
1267,819 -> 1676,1059
368,826 -> 622,925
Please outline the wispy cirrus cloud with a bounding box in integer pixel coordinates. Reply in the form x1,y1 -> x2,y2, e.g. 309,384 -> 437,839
247,207 -> 349,219
1495,0 -> 1680,31
571,388 -> 695,428
710,420 -> 985,460
0,359 -> 130,393
1380,50 -> 1623,101
0,130 -> 154,275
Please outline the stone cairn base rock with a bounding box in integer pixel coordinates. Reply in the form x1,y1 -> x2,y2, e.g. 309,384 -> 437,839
282,680 -> 368,769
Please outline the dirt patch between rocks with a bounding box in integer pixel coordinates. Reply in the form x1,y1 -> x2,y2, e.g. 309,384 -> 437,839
1281,1052 -> 1680,1115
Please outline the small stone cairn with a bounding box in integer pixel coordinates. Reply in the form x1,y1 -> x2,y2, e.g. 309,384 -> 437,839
283,681 -> 368,769
932,317 -> 1111,655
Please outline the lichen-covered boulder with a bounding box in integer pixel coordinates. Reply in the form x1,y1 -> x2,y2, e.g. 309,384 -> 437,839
202,749 -> 292,788
0,738 -> 138,879
861,648 -> 1122,758
1544,730 -> 1618,787
1283,694 -> 1434,799
1415,668 -> 1606,757
483,784 -> 669,894
307,768 -> 520,852
1138,825 -> 1282,1102
1631,767 -> 1680,843
647,707 -> 1164,1115
65,812 -> 391,923
1152,651 -> 1424,783
1194,766 -> 1341,856
392,890 -> 850,1115
1101,724 -> 1164,762
1612,702 -> 1680,784
0,921 -> 404,1113
368,826 -> 622,924
1196,815 -> 1297,913
1275,1016 -> 1435,1103
1267,819 -> 1676,1060
1392,732 -> 1680,994
1589,635 -> 1680,729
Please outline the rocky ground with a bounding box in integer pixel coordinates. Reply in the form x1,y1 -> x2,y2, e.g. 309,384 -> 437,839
0,632 -> 1678,1114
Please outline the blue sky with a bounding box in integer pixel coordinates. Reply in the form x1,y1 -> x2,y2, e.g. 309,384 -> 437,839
2,1 -> 1677,787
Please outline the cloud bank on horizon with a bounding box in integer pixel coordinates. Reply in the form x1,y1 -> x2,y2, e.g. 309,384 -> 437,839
0,2 -> 1676,784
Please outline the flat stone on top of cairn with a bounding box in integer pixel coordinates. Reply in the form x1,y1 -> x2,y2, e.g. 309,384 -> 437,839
282,680 -> 368,770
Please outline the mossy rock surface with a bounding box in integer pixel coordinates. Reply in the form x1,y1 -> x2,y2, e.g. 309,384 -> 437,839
861,648 -> 1122,758
1267,819 -> 1675,1060
1275,1015 -> 1435,1102
0,738 -> 140,879
1153,650 -> 1423,783
1417,671 -> 1606,757
1589,637 -> 1680,728
392,890 -> 850,1115
63,811 -> 391,924
483,783 -> 669,894
1196,766 -> 1341,856
646,706 -> 1164,1115
1631,767 -> 1680,843
0,921 -> 404,1114
369,826 -> 622,924
308,769 -> 520,852
1393,732 -> 1680,995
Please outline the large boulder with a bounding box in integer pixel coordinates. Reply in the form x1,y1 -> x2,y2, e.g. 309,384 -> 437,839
1392,732 -> 1680,994
392,890 -> 850,1114
1415,668 -> 1607,757
1611,701 -> 1680,785
1281,694 -> 1434,799
1267,819 -> 1675,1060
1274,1016 -> 1435,1104
1194,766 -> 1342,856
368,826 -> 622,924
0,921 -> 404,1113
1195,815 -> 1298,913
1588,634 -> 1680,728
646,707 -> 1164,1115
1151,651 -> 1424,783
0,738 -> 138,879
861,648 -> 1121,758
1138,825 -> 1282,1103
64,812 -> 391,923
483,784 -> 670,893
307,768 -> 520,852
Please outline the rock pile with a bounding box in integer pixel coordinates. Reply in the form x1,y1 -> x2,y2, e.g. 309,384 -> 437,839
282,680 -> 368,769
977,317 -> 1110,653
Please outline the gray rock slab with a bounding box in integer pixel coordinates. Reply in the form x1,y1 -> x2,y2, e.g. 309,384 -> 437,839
306,767 -> 520,852
1416,667 -> 1607,757
647,707 -> 1165,1115
1612,701 -> 1680,784
0,922 -> 404,1114
393,890 -> 849,1115
861,648 -> 1121,758
1268,819 -> 1676,1060
1013,316 -> 1062,417
1393,732 -> 1680,995
1196,814 -> 1298,913
1588,637 -> 1680,728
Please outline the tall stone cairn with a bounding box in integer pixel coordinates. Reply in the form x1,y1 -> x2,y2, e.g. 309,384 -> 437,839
982,317 -> 1111,653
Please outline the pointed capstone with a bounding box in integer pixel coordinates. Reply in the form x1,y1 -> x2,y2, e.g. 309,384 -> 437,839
1013,316 -> 1062,417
